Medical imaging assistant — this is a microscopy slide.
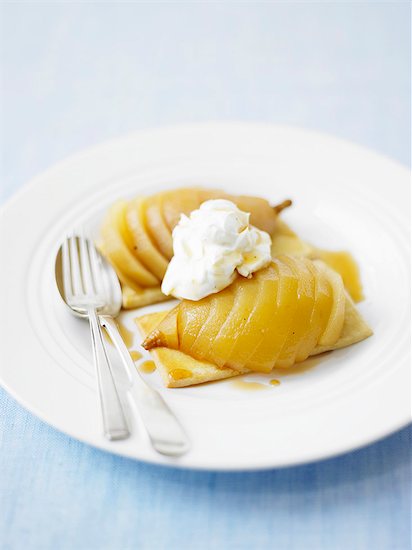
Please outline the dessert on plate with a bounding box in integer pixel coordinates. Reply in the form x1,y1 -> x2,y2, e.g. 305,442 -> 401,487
98,187 -> 372,388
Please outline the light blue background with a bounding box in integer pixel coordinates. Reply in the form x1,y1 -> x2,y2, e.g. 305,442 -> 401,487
0,2 -> 410,549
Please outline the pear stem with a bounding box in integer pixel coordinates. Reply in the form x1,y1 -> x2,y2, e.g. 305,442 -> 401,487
142,329 -> 164,350
273,199 -> 292,215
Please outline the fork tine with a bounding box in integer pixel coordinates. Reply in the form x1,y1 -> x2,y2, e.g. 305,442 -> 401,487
78,231 -> 95,295
61,237 -> 73,300
69,233 -> 83,296
99,256 -> 114,305
88,239 -> 106,297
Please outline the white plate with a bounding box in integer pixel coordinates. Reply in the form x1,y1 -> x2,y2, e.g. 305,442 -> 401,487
0,123 -> 410,471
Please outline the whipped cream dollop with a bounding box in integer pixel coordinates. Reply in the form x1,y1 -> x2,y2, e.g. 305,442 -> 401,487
161,199 -> 272,301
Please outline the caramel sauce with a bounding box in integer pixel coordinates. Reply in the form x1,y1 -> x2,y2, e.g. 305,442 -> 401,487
231,379 -> 268,391
129,350 -> 142,361
103,320 -> 135,348
169,368 -> 192,381
270,379 -> 281,386
116,320 -> 134,349
140,360 -> 156,374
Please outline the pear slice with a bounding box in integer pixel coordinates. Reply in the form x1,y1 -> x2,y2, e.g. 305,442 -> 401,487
244,260 -> 299,372
189,287 -> 236,361
234,195 -> 283,235
236,266 -> 280,372
314,260 -> 346,346
142,194 -> 174,258
209,275 -> 262,369
178,297 -> 213,352
99,201 -> 159,290
293,260 -> 333,363
161,187 -> 211,231
125,198 -> 169,279
275,257 -> 316,368
222,270 -> 274,372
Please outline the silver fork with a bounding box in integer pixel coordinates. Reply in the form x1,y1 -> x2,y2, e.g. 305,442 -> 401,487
62,234 -> 130,441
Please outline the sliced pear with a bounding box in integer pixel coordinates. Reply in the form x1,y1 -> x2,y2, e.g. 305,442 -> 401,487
179,298 -> 213,353
312,293 -> 372,354
314,260 -> 346,346
247,259 -> 298,371
222,276 -> 269,371
189,286 -> 235,361
126,198 -> 169,279
235,265 -> 279,372
143,260 -> 305,373
275,257 -> 316,368
161,188 -> 213,231
142,194 -> 174,258
142,307 -> 179,349
210,275 -> 261,369
233,195 -> 280,235
293,260 -> 333,363
99,201 -> 159,289
136,287 -> 372,388
142,258 -> 349,373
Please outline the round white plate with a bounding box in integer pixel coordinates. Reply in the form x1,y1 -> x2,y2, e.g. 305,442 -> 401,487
0,123 -> 410,470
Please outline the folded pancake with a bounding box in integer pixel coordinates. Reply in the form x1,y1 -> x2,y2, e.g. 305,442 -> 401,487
136,257 -> 372,388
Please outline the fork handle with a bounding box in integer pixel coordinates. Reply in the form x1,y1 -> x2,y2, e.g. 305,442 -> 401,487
88,307 -> 130,441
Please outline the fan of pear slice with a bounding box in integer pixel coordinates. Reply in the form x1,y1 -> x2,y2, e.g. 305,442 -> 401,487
138,256 -> 372,387
98,187 -> 292,308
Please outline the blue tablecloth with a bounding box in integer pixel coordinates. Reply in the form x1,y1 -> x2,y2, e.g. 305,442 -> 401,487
1,389 -> 410,550
1,3 -> 410,549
